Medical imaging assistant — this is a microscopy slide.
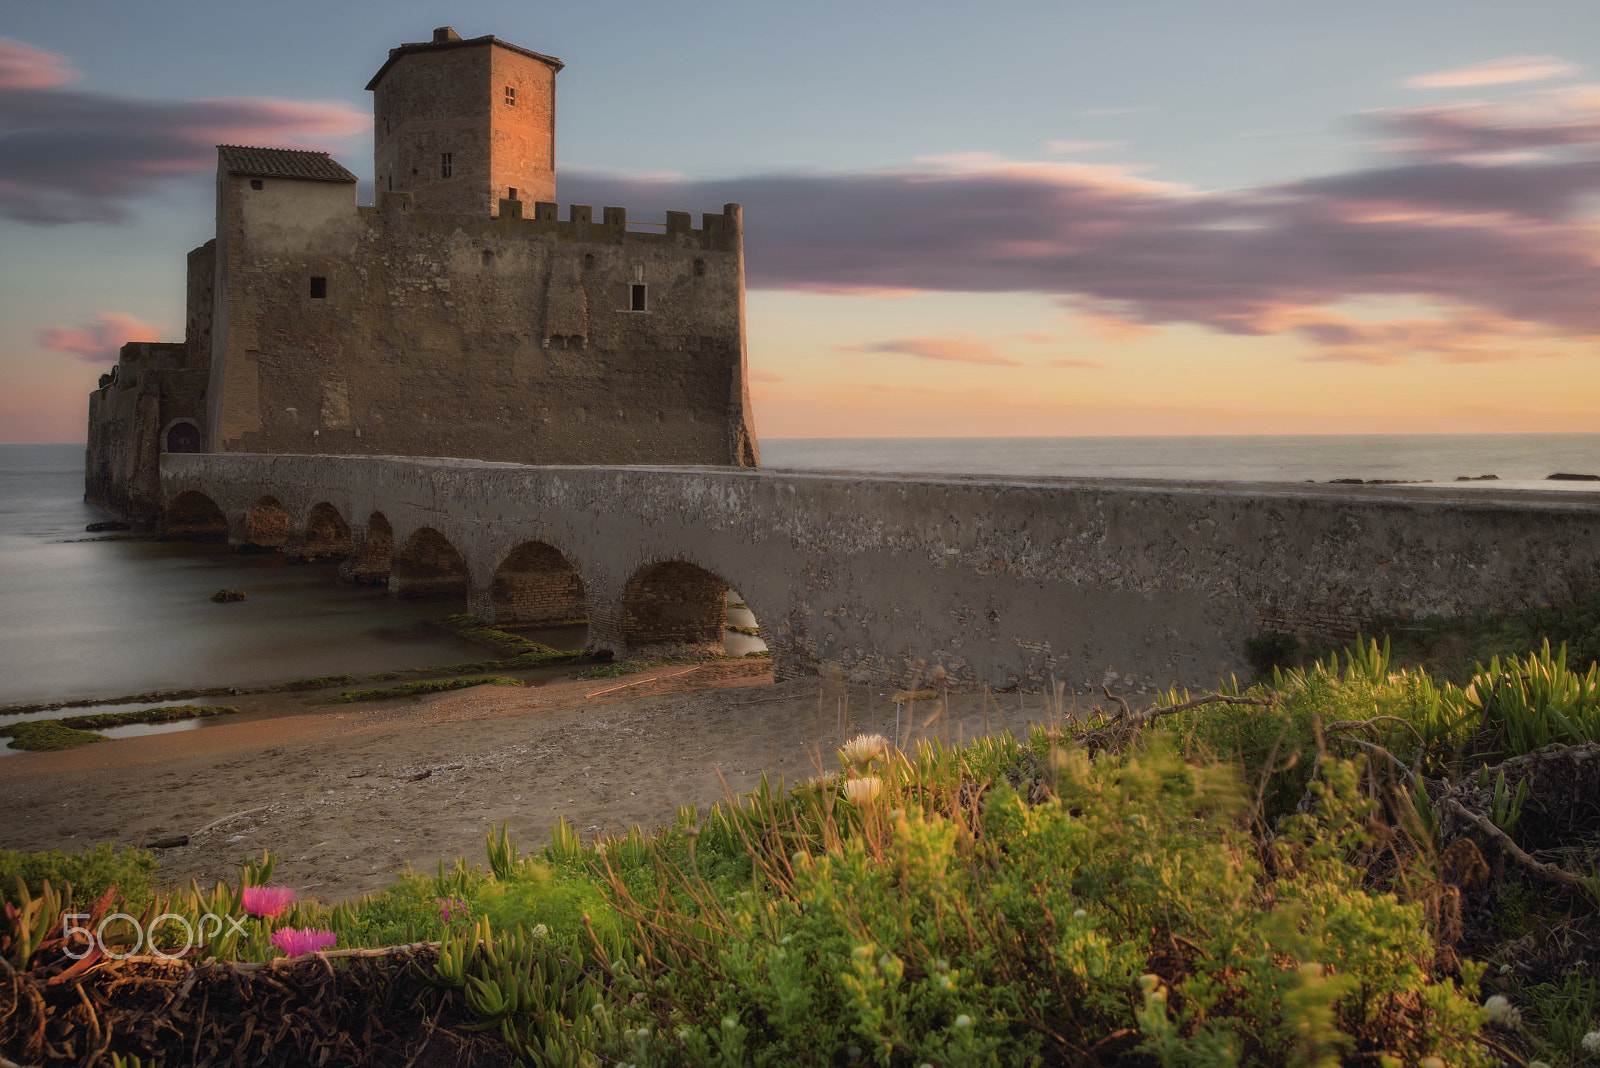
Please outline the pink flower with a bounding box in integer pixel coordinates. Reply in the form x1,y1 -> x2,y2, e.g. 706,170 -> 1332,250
438,897 -> 471,923
241,886 -> 295,919
269,927 -> 337,957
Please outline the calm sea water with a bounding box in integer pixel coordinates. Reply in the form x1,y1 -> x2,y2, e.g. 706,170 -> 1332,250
2,435 -> 1596,708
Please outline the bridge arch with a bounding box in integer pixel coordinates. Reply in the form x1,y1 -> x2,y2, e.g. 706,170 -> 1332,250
290,502 -> 352,563
492,541 -> 586,625
163,490 -> 227,541
243,496 -> 291,551
391,526 -> 470,599
339,511 -> 393,585
618,558 -> 747,654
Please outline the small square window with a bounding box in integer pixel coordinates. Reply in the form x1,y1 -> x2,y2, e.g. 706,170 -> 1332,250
440,153 -> 453,178
630,284 -> 648,312
250,179 -> 263,190
504,85 -> 516,106
508,187 -> 517,200
310,277 -> 327,299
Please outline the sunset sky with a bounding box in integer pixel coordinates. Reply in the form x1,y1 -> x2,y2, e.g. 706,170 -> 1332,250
5,0 -> 1600,442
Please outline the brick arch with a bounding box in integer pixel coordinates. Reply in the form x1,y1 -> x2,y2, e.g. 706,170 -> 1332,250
493,541 -> 586,625
164,490 -> 228,541
619,559 -> 736,652
292,502 -> 352,563
339,511 -> 393,586
392,525 -> 470,598
245,496 -> 291,551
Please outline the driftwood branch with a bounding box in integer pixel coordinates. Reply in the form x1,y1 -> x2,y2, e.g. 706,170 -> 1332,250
1445,798 -> 1594,891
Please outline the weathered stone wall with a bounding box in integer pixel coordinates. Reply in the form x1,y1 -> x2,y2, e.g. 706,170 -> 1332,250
161,454 -> 1600,693
85,343 -> 207,520
204,174 -> 755,469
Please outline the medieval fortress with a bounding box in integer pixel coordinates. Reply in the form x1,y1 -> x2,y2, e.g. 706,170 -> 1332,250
87,27 -> 760,520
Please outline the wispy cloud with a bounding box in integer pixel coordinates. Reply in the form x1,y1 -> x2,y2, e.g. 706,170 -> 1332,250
836,335 -> 1022,366
0,36 -> 366,224
38,312 -> 161,362
1044,357 -> 1105,369
1404,55 -> 1578,90
1008,331 -> 1058,343
564,95 -> 1600,364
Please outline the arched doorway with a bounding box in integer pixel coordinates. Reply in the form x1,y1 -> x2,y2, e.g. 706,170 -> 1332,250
391,526 -> 470,598
165,422 -> 200,453
492,541 -> 586,625
163,490 -> 227,541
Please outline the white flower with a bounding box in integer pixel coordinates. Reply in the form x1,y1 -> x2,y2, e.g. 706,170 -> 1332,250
839,733 -> 890,768
1582,1030 -> 1600,1053
1073,908 -> 1087,919
843,776 -> 882,804
1484,994 -> 1521,1029
954,1014 -> 973,1029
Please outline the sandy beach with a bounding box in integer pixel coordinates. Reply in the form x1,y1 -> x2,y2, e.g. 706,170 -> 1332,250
0,663 -> 1058,901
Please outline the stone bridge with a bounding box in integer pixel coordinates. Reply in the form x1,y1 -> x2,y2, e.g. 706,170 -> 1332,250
160,453 -> 1600,693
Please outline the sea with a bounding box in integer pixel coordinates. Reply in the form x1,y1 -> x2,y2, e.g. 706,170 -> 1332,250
1,435 -> 1597,714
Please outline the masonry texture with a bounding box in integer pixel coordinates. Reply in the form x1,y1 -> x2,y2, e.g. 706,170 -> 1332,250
85,28 -> 758,521
162,454 -> 1600,692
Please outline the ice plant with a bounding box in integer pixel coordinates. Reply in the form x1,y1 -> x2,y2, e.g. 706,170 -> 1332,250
438,896 -> 471,923
842,776 -> 882,804
1484,995 -> 1521,1029
839,733 -> 889,770
270,927 -> 337,957
240,885 -> 294,919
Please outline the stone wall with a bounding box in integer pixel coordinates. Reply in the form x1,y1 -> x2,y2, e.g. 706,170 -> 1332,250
204,173 -> 757,469
161,455 -> 1600,693
85,341 -> 207,520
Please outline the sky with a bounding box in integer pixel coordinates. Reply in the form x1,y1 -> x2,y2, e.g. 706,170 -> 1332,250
5,0 -> 1600,442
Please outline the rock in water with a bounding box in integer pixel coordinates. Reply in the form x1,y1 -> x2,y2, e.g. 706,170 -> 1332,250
86,520 -> 132,532
211,588 -> 247,603
1547,472 -> 1600,481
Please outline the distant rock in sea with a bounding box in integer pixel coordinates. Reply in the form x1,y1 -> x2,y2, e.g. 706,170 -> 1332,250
211,589 -> 247,603
85,521 -> 131,532
1547,472 -> 1600,481
1454,474 -> 1499,481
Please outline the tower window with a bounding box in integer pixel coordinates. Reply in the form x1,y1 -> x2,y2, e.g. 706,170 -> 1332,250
508,187 -> 517,200
630,284 -> 648,312
440,153 -> 453,178
387,176 -> 392,191
505,85 -> 516,105
694,259 -> 706,277
310,277 -> 327,299
250,179 -> 263,190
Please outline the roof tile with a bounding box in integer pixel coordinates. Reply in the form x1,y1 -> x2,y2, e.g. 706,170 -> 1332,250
216,146 -> 358,183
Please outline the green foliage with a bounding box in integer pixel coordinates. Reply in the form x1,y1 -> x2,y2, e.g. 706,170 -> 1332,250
330,675 -> 525,703
55,705 -> 238,730
3,720 -> 105,750
0,843 -> 158,911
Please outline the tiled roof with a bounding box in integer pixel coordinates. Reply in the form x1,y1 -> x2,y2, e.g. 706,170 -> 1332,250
216,146 -> 358,183
365,35 -> 563,91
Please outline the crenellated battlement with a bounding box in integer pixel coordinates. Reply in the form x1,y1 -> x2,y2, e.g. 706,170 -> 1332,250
363,193 -> 741,250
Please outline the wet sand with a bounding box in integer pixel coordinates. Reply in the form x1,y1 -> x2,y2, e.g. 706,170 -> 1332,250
0,664 -> 1054,901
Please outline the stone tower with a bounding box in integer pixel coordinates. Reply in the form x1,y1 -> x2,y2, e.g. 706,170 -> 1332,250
366,27 -> 562,215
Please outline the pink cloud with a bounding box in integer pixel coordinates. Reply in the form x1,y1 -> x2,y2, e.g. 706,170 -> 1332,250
38,313 -> 161,363
0,37 -> 366,224
1293,308 -> 1572,364
560,101 -> 1600,363
1404,56 -> 1578,90
837,336 -> 1022,367
1045,357 -> 1105,369
1008,332 -> 1058,343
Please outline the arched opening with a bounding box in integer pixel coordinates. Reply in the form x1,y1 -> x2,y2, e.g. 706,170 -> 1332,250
165,421 -> 201,453
290,502 -> 352,563
723,588 -> 768,657
620,560 -> 735,652
339,512 -> 393,585
493,541 -> 586,625
242,496 -> 290,551
392,526 -> 470,598
163,490 -> 227,541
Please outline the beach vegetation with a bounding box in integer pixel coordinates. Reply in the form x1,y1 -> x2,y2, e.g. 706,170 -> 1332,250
6,636 -> 1599,1065
0,842 -> 157,911
2,720 -> 106,751
330,675 -> 526,703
